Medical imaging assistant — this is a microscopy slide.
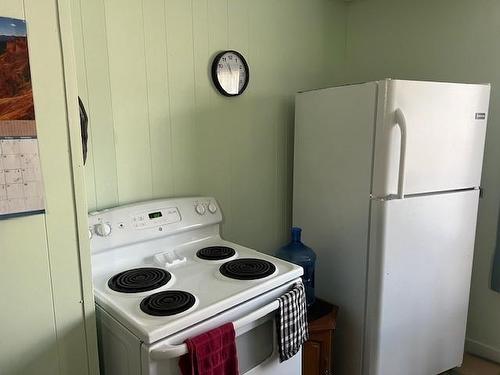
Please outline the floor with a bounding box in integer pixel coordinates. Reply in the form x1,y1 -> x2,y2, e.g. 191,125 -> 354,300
448,354 -> 500,375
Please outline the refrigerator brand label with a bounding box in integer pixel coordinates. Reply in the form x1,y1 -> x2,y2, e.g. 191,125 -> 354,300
475,113 -> 486,120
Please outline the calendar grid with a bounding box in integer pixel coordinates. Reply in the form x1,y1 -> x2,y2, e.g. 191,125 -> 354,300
0,137 -> 45,217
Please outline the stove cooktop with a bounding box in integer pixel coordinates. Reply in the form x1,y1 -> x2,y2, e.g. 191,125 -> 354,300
92,238 -> 302,344
107,254 -> 279,318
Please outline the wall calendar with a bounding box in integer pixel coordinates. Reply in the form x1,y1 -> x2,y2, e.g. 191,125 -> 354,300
0,16 -> 44,218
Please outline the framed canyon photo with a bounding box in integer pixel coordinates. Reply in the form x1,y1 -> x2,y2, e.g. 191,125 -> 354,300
0,16 -> 45,218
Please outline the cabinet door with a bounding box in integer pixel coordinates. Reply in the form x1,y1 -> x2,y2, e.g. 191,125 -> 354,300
303,340 -> 321,375
0,1 -> 98,375
303,331 -> 333,375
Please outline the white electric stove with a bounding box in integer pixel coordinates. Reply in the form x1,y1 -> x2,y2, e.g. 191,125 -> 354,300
89,197 -> 303,375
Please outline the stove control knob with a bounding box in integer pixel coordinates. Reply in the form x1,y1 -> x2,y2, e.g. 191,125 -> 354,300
195,203 -> 206,215
95,222 -> 112,237
208,203 -> 217,214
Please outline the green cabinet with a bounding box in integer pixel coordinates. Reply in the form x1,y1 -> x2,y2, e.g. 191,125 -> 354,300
0,1 -> 98,374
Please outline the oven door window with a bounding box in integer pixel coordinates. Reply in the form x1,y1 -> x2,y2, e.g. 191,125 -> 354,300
237,319 -> 274,373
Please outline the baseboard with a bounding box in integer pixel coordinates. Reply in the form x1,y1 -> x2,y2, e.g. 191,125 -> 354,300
465,337 -> 500,363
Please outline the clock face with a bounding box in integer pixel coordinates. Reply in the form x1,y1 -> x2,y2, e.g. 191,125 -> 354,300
211,50 -> 249,96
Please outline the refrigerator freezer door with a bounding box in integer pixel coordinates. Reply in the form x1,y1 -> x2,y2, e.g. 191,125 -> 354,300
365,190 -> 479,375
372,80 -> 490,197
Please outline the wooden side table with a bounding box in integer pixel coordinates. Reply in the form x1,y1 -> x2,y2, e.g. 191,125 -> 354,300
303,299 -> 338,375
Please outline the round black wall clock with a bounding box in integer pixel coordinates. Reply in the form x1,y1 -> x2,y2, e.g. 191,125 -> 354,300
211,50 -> 249,97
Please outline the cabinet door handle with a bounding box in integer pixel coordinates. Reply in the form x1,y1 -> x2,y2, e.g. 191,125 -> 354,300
78,97 -> 89,164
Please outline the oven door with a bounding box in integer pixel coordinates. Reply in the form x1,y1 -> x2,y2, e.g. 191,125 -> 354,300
141,280 -> 302,375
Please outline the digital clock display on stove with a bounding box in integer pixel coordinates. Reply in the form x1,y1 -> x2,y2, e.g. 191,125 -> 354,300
148,211 -> 163,219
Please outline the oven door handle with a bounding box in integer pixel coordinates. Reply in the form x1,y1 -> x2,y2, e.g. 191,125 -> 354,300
150,300 -> 280,361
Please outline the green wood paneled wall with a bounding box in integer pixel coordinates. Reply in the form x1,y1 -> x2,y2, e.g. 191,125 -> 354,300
72,0 -> 347,252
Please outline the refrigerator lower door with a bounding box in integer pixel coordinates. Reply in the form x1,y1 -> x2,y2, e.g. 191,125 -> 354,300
365,190 -> 479,375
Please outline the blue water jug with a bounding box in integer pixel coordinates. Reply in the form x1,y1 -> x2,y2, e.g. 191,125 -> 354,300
276,227 -> 316,305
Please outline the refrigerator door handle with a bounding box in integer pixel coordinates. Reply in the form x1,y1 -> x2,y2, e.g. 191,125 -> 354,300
394,108 -> 407,199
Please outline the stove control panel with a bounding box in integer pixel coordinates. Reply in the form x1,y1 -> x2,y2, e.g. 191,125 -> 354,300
131,207 -> 181,229
88,197 -> 222,253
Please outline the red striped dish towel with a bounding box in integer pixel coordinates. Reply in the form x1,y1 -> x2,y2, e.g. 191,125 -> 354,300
179,322 -> 239,375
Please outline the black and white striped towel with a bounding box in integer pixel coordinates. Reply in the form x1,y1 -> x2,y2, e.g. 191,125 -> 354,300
276,281 -> 309,362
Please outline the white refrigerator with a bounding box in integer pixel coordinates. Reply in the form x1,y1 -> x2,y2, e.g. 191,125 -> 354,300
293,79 -> 490,375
